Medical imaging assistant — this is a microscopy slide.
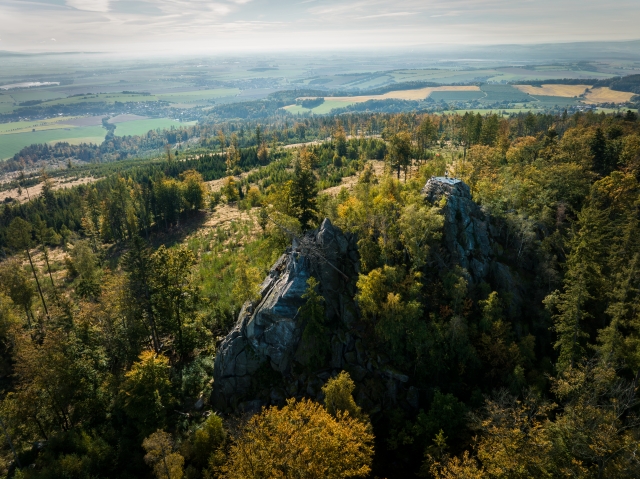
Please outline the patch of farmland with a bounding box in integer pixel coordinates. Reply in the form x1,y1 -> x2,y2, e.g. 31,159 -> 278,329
583,87 -> 636,104
65,116 -> 106,127
514,84 -> 590,97
299,86 -> 482,104
529,95 -> 582,106
108,114 -> 148,123
284,100 -> 355,115
0,117 -> 81,135
113,118 -> 196,137
429,91 -> 486,102
9,90 -> 66,103
0,126 -> 106,160
40,92 -> 160,107
480,84 -> 533,102
157,88 -> 240,103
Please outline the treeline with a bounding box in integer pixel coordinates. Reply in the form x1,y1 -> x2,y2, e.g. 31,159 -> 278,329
593,73 -> 640,94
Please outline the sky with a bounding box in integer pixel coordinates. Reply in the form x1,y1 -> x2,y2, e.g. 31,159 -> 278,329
0,0 -> 639,53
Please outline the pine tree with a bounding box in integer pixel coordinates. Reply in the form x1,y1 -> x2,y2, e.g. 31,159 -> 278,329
290,148 -> 318,231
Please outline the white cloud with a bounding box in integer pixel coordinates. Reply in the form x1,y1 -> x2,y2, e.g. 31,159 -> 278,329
430,11 -> 460,18
66,0 -> 110,12
359,12 -> 414,19
0,0 -> 638,53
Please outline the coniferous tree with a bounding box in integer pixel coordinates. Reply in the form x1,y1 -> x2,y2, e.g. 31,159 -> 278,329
290,148 -> 318,231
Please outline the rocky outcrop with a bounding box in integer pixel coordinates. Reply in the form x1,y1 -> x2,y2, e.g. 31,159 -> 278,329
422,177 -> 495,283
423,176 -> 521,311
211,179 -> 523,414
211,218 -> 361,412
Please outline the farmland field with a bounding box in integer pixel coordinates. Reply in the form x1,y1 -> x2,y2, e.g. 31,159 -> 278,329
583,87 -> 636,104
113,119 -> 197,137
156,88 -> 240,104
430,91 -> 486,101
293,86 -> 483,110
284,100 -> 358,115
0,126 -> 106,159
480,84 -> 533,102
528,95 -> 582,107
0,117 -> 81,135
514,84 -> 590,97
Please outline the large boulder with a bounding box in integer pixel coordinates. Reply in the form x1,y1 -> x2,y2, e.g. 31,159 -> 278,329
211,218 -> 360,412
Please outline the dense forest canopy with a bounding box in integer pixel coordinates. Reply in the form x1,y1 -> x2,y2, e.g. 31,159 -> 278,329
0,108 -> 640,478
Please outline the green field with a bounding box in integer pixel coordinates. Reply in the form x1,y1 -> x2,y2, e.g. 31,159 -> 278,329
156,88 -> 239,104
285,100 -> 357,115
40,93 -> 161,107
113,119 -> 196,137
480,84 -> 533,102
529,95 -> 582,107
8,90 -> 66,103
430,91 -> 486,101
0,126 -> 106,159
0,117 -> 80,135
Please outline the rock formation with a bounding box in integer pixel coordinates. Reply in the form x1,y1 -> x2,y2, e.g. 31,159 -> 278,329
211,218 -> 361,412
422,177 -> 494,283
212,178 -> 521,414
423,176 -> 521,310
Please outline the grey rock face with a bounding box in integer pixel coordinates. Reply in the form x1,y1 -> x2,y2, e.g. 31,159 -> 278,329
211,218 -> 359,411
422,177 -> 494,283
422,177 -> 522,314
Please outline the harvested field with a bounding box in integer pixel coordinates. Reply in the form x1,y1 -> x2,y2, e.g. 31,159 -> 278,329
514,84 -> 590,97
583,87 -> 636,104
301,86 -> 481,104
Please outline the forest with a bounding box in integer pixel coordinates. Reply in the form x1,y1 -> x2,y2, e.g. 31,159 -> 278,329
0,107 -> 640,478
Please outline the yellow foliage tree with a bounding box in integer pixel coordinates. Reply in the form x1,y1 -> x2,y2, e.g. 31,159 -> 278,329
223,398 -> 374,479
143,430 -> 185,479
322,371 -> 365,423
232,253 -> 262,305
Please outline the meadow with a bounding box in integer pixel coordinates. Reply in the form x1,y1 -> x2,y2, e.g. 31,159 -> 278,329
0,126 -> 106,159
113,118 -> 197,137
0,117 -> 82,135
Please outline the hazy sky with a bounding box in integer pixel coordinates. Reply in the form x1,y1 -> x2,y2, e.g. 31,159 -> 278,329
1,0 -> 639,53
